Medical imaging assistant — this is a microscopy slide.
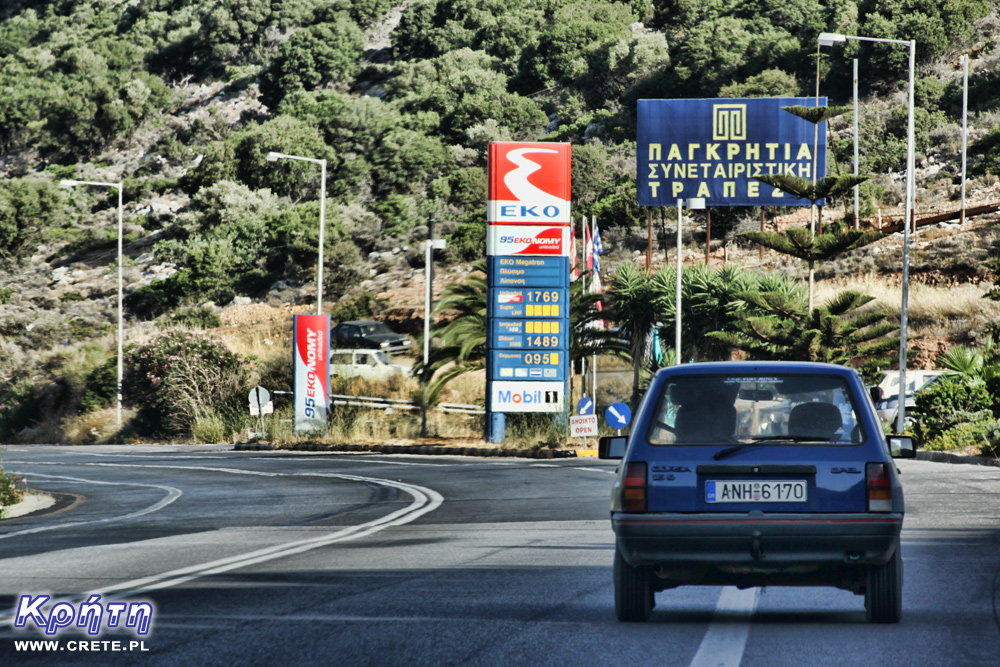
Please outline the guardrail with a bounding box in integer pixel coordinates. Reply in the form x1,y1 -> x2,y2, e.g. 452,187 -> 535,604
329,394 -> 484,415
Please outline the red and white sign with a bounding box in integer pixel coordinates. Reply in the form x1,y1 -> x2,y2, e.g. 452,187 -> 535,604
293,315 -> 330,434
488,142 -> 571,226
570,414 -> 598,437
487,225 -> 571,256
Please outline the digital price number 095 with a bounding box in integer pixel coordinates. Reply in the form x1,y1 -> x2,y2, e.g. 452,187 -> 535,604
524,352 -> 560,365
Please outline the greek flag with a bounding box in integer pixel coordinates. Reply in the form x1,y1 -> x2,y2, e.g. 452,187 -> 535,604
592,220 -> 602,275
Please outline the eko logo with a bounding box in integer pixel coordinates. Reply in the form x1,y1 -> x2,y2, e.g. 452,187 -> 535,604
713,104 -> 747,141
488,142 -> 571,225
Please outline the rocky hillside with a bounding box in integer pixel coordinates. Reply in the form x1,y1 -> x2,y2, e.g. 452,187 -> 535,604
1,0 -> 1000,441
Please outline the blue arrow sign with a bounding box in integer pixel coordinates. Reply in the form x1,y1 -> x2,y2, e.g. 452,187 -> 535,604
577,397 -> 594,415
605,402 -> 631,429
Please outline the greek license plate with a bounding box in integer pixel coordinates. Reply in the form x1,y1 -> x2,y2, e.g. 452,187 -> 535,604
706,480 -> 807,503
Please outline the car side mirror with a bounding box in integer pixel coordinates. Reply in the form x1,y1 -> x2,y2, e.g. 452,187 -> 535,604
888,435 -> 916,459
598,436 -> 628,460
869,386 -> 883,403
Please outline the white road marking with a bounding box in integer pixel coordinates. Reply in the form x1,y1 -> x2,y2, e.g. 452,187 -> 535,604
0,473 -> 182,540
571,466 -> 617,475
0,468 -> 443,625
689,587 -> 759,667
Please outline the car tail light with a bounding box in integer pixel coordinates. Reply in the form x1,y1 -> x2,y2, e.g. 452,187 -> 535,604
622,462 -> 647,512
866,463 -> 892,512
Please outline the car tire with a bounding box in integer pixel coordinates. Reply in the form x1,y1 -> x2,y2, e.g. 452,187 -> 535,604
614,547 -> 653,622
865,538 -> 902,623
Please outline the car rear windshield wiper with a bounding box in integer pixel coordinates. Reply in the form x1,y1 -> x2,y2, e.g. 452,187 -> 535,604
714,435 -> 833,460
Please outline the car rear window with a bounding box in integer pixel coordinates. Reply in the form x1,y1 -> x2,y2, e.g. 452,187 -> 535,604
646,374 -> 862,446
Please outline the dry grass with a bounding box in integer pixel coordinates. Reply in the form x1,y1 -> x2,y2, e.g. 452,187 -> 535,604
814,273 -> 1000,339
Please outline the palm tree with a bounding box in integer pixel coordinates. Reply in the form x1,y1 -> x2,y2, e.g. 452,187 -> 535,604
739,192 -> 882,314
671,264 -> 804,362
708,289 -> 899,378
605,263 -> 673,407
412,261 -> 488,405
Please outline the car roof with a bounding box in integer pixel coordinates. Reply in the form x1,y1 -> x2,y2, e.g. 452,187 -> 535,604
655,360 -> 856,378
339,320 -> 381,326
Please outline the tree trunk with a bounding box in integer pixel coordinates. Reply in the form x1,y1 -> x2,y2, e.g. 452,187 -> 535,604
808,258 -> 815,314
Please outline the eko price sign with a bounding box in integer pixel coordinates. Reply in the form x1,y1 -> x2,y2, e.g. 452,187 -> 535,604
487,256 -> 569,288
489,288 -> 568,319
489,319 -> 568,350
491,349 -> 565,381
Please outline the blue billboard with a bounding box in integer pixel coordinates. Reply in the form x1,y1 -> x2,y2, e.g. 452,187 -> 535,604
637,98 -> 828,207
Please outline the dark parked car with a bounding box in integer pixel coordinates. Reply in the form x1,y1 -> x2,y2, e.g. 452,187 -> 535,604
599,361 -> 914,623
330,320 -> 412,354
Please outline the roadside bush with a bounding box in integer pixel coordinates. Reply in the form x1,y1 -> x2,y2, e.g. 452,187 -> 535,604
0,465 -> 22,510
122,330 -> 251,436
912,379 -> 994,443
80,357 -> 117,414
924,418 -> 1000,453
0,380 -> 38,439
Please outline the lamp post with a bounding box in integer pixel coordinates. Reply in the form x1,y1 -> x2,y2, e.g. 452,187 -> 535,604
265,152 -> 327,315
819,32 -> 915,432
60,179 -> 124,427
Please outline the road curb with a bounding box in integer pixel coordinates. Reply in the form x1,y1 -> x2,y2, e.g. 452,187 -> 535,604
916,450 -> 1000,468
234,442 -> 581,459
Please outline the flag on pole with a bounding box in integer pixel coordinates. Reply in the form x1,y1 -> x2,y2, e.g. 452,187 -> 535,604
569,230 -> 578,281
584,221 -> 593,272
591,218 -> 604,323
592,219 -> 602,276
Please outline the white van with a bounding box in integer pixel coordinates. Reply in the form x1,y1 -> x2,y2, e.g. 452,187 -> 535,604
330,349 -> 407,380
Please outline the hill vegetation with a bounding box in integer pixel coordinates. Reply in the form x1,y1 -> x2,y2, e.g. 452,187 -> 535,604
1,0 -> 1000,444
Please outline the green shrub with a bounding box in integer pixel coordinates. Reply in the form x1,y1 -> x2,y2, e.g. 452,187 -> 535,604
0,466 -> 23,510
122,330 -> 251,436
0,380 -> 38,439
330,293 -> 387,322
169,307 -> 223,330
924,419 -> 1000,454
80,357 -> 117,414
912,379 -> 994,443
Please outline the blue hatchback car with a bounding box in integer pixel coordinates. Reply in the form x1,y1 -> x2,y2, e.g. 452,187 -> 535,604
598,361 -> 915,623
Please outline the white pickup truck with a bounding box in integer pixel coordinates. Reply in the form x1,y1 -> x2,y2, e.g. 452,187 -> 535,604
329,349 -> 407,380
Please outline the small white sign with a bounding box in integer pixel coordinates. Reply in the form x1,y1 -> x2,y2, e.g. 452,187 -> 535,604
570,414 -> 598,437
250,401 -> 274,416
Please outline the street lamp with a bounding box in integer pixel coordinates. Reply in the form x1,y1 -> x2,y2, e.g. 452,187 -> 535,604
60,179 -> 124,427
819,32 -> 915,432
265,151 -> 327,315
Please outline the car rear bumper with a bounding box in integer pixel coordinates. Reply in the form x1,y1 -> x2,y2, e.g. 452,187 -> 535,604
613,512 -> 903,568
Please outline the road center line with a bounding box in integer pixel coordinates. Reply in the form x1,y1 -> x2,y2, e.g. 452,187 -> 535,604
688,586 -> 759,667
0,468 -> 443,626
0,473 -> 182,540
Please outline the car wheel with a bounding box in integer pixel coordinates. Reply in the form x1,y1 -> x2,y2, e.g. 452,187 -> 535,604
865,538 -> 902,623
614,547 -> 653,622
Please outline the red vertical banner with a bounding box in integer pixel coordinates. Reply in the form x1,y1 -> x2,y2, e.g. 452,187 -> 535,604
293,314 -> 330,434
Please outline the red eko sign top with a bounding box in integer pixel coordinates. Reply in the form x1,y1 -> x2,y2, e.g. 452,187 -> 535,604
488,142 -> 571,226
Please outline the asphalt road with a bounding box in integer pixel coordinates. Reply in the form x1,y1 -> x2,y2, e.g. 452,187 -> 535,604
0,445 -> 998,666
